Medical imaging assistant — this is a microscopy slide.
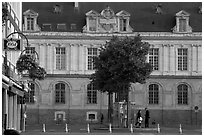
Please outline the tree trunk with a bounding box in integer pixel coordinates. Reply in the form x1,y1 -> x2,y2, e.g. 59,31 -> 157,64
108,92 -> 113,124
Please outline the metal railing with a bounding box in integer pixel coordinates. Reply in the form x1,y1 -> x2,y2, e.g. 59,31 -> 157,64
2,55 -> 20,81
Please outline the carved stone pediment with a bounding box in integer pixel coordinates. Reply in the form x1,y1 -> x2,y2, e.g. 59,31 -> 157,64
23,9 -> 39,17
83,6 -> 133,33
116,10 -> 130,17
86,10 -> 100,17
101,6 -> 115,19
175,10 -> 190,17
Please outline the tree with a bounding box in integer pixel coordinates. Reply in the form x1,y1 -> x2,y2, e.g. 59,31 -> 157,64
90,35 -> 153,124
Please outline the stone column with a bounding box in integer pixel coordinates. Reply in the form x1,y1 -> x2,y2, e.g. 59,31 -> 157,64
163,44 -> 169,72
197,45 -> 202,72
8,94 -> 14,128
17,98 -> 21,131
169,44 -> 175,72
68,44 -> 71,72
13,95 -> 18,129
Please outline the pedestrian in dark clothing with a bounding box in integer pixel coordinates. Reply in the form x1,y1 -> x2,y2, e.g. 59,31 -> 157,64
145,108 -> 150,128
100,113 -> 104,124
135,110 -> 142,127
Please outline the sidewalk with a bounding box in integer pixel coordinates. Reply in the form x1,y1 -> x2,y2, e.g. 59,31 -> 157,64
21,123 -> 202,135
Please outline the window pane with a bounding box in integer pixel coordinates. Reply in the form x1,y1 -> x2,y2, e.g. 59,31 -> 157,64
149,84 -> 159,104
55,83 -> 65,104
89,18 -> 96,31
179,19 -> 186,32
177,84 -> 188,105
88,48 -> 98,70
56,47 -> 66,70
178,49 -> 188,71
87,83 -> 97,104
149,48 -> 159,71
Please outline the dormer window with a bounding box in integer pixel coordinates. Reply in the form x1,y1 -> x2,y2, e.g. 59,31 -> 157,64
57,23 -> 66,31
27,17 -> 34,31
116,10 -> 133,33
172,10 -> 192,33
89,17 -> 97,31
119,18 -> 127,31
23,9 -> 40,32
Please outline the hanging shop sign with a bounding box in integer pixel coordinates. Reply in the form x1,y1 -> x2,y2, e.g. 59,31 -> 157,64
3,38 -> 21,50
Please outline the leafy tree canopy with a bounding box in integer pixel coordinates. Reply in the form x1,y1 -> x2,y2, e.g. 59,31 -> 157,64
90,36 -> 153,93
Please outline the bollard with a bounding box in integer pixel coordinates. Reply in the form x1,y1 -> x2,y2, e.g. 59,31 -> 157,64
87,123 -> 90,133
43,124 -> 46,132
179,124 -> 182,134
109,123 -> 112,133
130,123 -> 133,133
157,124 -> 160,133
65,123 -> 69,133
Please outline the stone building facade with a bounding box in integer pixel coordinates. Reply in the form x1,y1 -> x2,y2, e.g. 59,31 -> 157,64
2,2 -> 28,132
22,2 -> 202,126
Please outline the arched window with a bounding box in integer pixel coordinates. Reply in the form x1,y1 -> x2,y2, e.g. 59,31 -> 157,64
55,83 -> 65,104
25,83 -> 35,103
177,84 -> 188,105
149,84 -> 159,104
87,83 -> 97,104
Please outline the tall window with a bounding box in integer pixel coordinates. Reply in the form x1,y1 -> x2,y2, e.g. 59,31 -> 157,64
56,47 -> 66,70
55,83 -> 65,104
119,18 -> 127,31
178,48 -> 188,71
149,84 -> 159,104
27,17 -> 34,31
87,83 -> 97,104
177,84 -> 188,105
25,83 -> 35,103
149,48 -> 159,70
25,47 -> 35,55
88,48 -> 98,70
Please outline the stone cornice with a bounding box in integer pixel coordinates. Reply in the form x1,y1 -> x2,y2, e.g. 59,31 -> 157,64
23,32 -> 202,40
22,74 -> 202,79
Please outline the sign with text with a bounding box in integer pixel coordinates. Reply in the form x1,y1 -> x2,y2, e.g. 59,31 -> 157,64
3,39 -> 21,50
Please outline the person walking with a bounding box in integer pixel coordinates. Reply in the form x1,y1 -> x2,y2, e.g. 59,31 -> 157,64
145,108 -> 150,128
135,110 -> 142,127
100,113 -> 104,124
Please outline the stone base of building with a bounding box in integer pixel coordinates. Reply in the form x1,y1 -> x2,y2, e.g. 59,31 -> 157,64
25,109 -> 201,126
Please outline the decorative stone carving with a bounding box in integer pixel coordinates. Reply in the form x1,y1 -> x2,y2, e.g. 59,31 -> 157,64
83,6 -> 133,33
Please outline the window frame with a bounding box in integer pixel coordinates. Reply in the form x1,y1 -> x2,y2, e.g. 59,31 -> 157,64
55,47 -> 66,70
177,84 -> 188,105
55,83 -> 66,104
149,48 -> 159,71
148,84 -> 159,105
27,17 -> 34,31
87,47 -> 98,70
119,18 -> 127,32
87,83 -> 97,104
25,83 -> 35,103
178,48 -> 188,71
86,111 -> 98,121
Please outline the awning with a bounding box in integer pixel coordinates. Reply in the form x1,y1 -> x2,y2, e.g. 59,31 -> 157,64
2,82 -> 9,90
9,86 -> 24,97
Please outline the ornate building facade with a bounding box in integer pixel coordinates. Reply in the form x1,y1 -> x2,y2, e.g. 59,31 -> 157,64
22,2 -> 202,126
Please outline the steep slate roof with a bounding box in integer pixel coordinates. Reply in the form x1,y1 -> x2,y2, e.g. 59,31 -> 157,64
22,2 -> 202,32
